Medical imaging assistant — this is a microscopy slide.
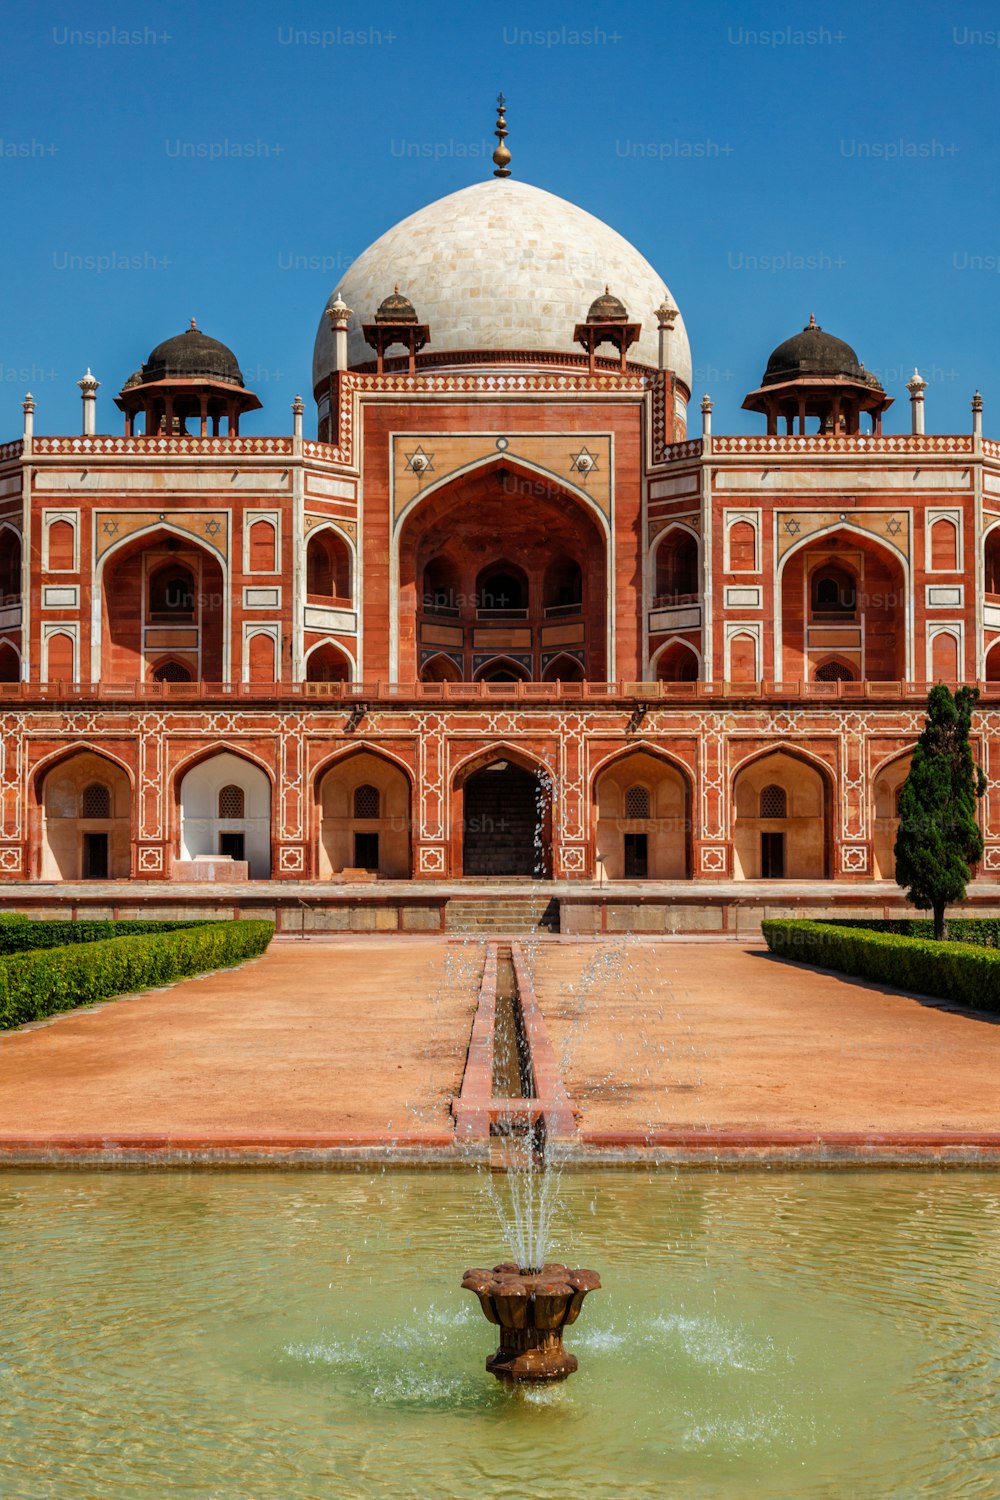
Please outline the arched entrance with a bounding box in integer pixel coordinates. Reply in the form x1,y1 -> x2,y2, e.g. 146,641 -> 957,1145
872,753 -> 912,880
177,751 -> 271,878
101,529 -> 225,683
399,461 -> 607,681
780,530 -> 906,682
593,750 -> 691,879
315,750 -> 411,878
457,753 -> 552,878
732,750 -> 832,880
37,750 -> 132,880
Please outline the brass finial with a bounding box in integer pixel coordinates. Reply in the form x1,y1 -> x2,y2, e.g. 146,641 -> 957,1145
492,92 -> 511,178
190,317 -> 197,330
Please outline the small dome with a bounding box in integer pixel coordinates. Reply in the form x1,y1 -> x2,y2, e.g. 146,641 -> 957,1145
140,320 -> 244,387
374,287 -> 418,324
587,287 -> 628,322
763,316 -> 866,386
122,369 -> 143,392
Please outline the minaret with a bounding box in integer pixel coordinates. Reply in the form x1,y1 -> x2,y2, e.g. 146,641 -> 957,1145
905,369 -> 927,435
656,297 -> 679,372
973,390 -> 983,438
78,368 -> 100,436
22,393 -> 34,448
325,295 -> 351,372
492,93 -> 511,178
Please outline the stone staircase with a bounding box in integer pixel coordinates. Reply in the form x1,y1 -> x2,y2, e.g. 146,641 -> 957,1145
445,894 -> 560,935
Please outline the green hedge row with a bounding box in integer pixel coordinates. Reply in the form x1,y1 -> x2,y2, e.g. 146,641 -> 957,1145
761,919 -> 1000,1013
825,917 -> 1000,948
0,913 -> 213,955
0,918 -> 274,1029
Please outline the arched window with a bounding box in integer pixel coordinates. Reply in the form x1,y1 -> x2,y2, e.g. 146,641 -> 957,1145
728,520 -> 756,572
930,518 -> 958,571
248,519 -> 277,572
811,566 -> 857,618
931,632 -> 959,681
47,519 -> 75,571
420,653 -> 461,682
305,643 -> 351,682
759,784 -> 787,819
477,565 -> 527,615
655,530 -> 698,601
729,633 -> 757,683
152,658 -> 193,683
218,784 -> 245,819
353,784 -> 380,819
986,531 -> 1000,597
541,654 -> 584,682
0,530 -> 21,604
149,563 -> 195,619
422,556 -> 460,615
543,555 -> 583,612
81,783 -> 111,819
624,785 -> 650,819
306,532 -> 351,600
655,642 -> 700,682
815,659 -> 855,682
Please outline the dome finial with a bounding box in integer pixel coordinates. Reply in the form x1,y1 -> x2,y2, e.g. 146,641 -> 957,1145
807,312 -> 817,329
492,92 -> 512,179
190,317 -> 197,330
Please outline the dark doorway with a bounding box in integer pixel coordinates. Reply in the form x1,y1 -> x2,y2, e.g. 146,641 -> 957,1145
82,833 -> 109,880
624,833 -> 649,879
761,831 -> 785,879
354,832 -> 380,871
219,832 -> 245,862
463,762 -> 546,877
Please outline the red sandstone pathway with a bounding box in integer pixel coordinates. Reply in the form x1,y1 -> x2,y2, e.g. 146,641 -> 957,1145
2,938 -> 999,1146
531,941 -> 1000,1134
0,941 -> 482,1138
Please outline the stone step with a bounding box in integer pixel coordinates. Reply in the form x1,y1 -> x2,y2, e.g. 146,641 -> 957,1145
445,897 -> 559,934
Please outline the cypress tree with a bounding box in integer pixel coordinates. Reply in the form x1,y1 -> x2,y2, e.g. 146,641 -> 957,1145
894,684 -> 986,940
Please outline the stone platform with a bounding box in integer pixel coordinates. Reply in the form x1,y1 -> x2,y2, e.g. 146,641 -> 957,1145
3,878 -> 1000,936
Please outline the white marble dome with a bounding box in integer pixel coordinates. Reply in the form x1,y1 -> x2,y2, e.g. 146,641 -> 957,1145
312,178 -> 691,389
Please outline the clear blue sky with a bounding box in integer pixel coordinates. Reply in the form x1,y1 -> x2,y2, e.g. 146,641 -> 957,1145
2,0 -> 998,438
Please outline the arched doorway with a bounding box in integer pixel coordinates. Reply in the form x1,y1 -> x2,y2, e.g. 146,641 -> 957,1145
872,753 -> 912,880
732,750 -> 831,879
458,754 -> 552,878
177,751 -> 271,878
305,642 -> 352,682
654,640 -> 700,682
654,528 -> 699,603
315,750 -> 412,878
780,531 -> 905,682
594,750 -> 691,878
398,461 -> 607,681
101,530 -> 225,682
37,750 -> 132,880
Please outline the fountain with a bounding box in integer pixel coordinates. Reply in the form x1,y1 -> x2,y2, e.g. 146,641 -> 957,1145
461,1260 -> 601,1382
453,933 -> 602,1381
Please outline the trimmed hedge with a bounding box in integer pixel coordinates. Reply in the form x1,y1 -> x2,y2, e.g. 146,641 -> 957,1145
825,916 -> 1000,949
0,918 -> 274,1029
761,919 -> 1000,1013
0,913 -> 214,956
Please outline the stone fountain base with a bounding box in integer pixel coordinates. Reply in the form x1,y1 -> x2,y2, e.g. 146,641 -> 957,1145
462,1261 -> 601,1383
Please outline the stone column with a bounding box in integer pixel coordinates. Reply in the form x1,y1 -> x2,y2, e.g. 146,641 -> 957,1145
326,296 -> 351,372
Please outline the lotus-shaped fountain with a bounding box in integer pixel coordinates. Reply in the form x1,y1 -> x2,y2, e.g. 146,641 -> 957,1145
461,1261 -> 601,1382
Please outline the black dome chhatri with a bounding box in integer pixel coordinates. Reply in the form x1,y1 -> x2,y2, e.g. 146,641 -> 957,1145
762,314 -> 865,386
374,287 -> 419,324
140,319 -> 244,387
586,287 -> 629,323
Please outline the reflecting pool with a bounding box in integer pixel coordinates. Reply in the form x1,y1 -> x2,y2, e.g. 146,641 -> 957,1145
2,1170 -> 999,1498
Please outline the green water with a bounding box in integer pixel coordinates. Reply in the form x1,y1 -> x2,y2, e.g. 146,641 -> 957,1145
2,1170 -> 999,1499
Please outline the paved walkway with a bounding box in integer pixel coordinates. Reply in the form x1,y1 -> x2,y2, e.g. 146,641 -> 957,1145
0,941 -> 481,1139
1,938 -> 998,1150
531,941 -> 1000,1134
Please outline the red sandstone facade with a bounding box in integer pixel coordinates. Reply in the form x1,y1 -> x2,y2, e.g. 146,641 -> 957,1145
1,185 -> 998,888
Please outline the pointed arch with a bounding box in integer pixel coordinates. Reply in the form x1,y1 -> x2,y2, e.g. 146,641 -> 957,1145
33,745 -> 133,881
731,745 -> 835,880
174,747 -> 272,879
395,452 -> 611,541
592,744 -> 693,879
473,655 -> 530,682
314,744 -> 412,878
541,653 -> 584,683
